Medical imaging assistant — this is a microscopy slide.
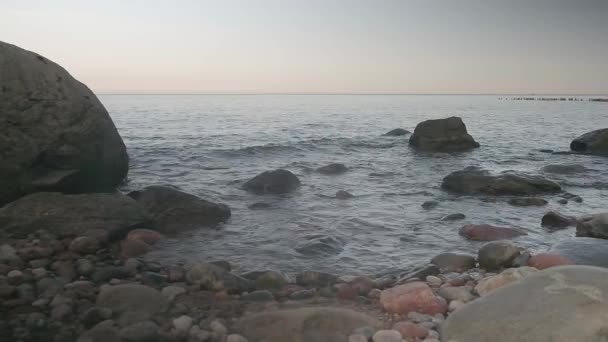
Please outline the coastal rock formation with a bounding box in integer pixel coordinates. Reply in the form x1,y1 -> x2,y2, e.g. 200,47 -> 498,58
459,224 -> 527,241
541,211 -> 577,229
0,41 -> 129,206
570,128 -> 608,156
550,238 -> 608,268
0,192 -> 148,239
384,128 -> 410,136
442,167 -> 561,195
127,186 -> 230,234
442,266 -> 608,342
576,213 -> 608,239
315,163 -> 348,175
409,117 -> 479,151
243,169 -> 301,194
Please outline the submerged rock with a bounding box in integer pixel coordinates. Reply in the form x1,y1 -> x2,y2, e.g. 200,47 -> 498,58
576,213 -> 608,239
294,234 -> 344,256
443,266 -> 608,342
507,197 -> 547,207
442,167 -> 561,195
541,211 -> 577,229
0,192 -> 148,239
409,117 -> 479,151
421,200 -> 439,209
243,169 -> 301,194
127,185 -> 230,234
541,163 -> 588,174
316,163 -> 348,175
431,253 -> 476,272
335,190 -> 353,199
384,128 -> 410,136
0,41 -> 129,206
248,202 -> 271,210
460,224 -> 527,241
440,213 -> 466,221
570,128 -> 608,156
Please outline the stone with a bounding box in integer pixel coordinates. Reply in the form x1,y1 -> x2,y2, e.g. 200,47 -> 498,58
542,211 -> 577,229
233,307 -> 378,342
443,266 -> 608,341
161,285 -> 186,302
335,283 -> 358,300
425,275 -> 442,287
69,236 -> 102,254
7,270 -> 24,285
392,321 -> 429,340
254,270 -> 289,290
82,307 -> 113,328
248,202 -> 271,210
528,253 -> 574,270
478,241 -> 523,271
189,326 -> 212,342
295,270 -> 339,287
226,334 -> 249,342
0,41 -> 128,206
242,169 -> 301,194
127,186 -> 230,234
437,286 -> 475,303
384,128 -> 410,136
316,163 -> 348,175
173,315 -> 193,336
77,320 -> 120,342
352,326 -> 376,339
76,259 -> 95,276
348,276 -> 377,295
336,190 -> 354,199
541,163 -> 588,174
119,321 -> 159,342
576,213 -> 608,239
409,117 -> 479,151
421,200 -> 439,209
289,289 -> 315,300
507,197 -> 547,207
53,261 -> 76,281
295,234 -> 344,256
570,128 -> 608,156
51,303 -> 73,321
0,244 -> 20,264
186,262 -> 251,293
241,290 -> 274,301
91,266 -> 129,283
460,224 -> 527,241
120,239 -> 151,259
475,267 -> 538,296
440,213 -> 466,221
441,167 -> 561,196
126,229 -> 163,245
210,319 -> 228,336
448,299 -> 466,312
96,284 -> 168,326
380,281 -> 447,315
372,330 -> 402,342
0,192 -> 148,239
430,253 -> 476,272
550,238 -> 608,267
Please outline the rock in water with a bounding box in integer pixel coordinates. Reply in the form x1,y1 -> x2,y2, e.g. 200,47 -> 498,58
0,41 -> 128,206
431,253 -> 476,272
0,192 -> 148,238
384,128 -> 410,136
550,238 -> 608,268
507,197 -> 547,207
477,241 -> 523,271
243,169 -> 301,194
442,167 -> 561,195
127,186 -> 230,234
316,163 -> 348,175
541,164 -> 588,174
576,213 -> 608,239
460,224 -> 527,241
541,211 -> 577,229
409,117 -> 479,151
442,266 -> 608,342
294,234 -> 344,256
570,128 -> 608,156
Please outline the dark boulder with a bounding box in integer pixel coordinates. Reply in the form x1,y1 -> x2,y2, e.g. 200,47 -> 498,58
541,211 -> 577,229
477,241 -> 523,271
551,238 -> 608,268
0,192 -> 147,239
384,128 -> 410,136
315,163 -> 348,175
409,117 -> 479,151
441,213 -> 466,221
507,197 -> 547,207
0,41 -> 128,206
243,169 -> 301,194
459,224 -> 527,241
431,253 -> 476,272
541,164 -> 588,174
442,167 -> 561,196
570,128 -> 608,156
127,186 -> 230,234
576,213 -> 608,239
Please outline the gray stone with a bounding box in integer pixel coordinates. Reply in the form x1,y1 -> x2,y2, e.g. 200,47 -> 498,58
541,163 -> 588,174
372,330 -> 402,342
440,213 -> 466,221
576,213 -> 608,239
316,163 -> 348,175
161,285 -> 186,302
82,307 -> 113,328
243,169 -> 301,194
507,197 -> 547,207
384,128 -> 410,136
542,211 -> 577,229
0,41 -> 128,206
96,284 -> 168,326
570,128 -> 608,156
478,241 -> 523,271
409,117 -> 479,151
77,320 -> 120,342
172,315 -> 193,336
430,253 -> 476,272
76,259 -> 95,276
295,234 -> 344,256
443,266 -> 608,342
437,286 -> 475,303
186,262 -> 251,293
119,321 -> 159,342
551,238 -> 608,267
241,290 -> 274,301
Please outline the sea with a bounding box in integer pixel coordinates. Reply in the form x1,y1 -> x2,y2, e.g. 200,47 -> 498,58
100,94 -> 608,276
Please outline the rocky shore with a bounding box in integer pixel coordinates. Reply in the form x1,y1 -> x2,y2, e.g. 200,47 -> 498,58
2,42 -> 608,342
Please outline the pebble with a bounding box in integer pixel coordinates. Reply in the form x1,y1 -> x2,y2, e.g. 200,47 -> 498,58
449,299 -> 466,311
425,275 -> 442,287
50,303 -> 72,321
124,258 -> 140,274
173,315 -> 193,336
76,258 -> 95,276
210,319 -> 227,336
7,270 -> 24,285
189,325 -> 211,342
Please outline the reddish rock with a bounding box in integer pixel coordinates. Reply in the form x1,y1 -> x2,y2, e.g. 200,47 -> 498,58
348,276 -> 377,295
528,253 -> 574,270
380,282 -> 447,315
335,283 -> 358,300
127,229 -> 163,245
459,224 -> 527,241
120,239 -> 151,259
392,321 -> 429,341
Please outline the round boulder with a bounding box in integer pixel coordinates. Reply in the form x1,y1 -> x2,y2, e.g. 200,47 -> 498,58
550,238 -> 608,268
570,128 -> 608,156
409,117 -> 479,151
477,241 -> 523,271
243,169 -> 301,194
541,211 -> 577,229
0,41 -> 128,206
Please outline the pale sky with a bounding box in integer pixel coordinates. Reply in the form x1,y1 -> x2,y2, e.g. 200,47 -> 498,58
2,0 -> 607,94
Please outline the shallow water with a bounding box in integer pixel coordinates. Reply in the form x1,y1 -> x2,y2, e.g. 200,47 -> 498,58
101,94 -> 608,276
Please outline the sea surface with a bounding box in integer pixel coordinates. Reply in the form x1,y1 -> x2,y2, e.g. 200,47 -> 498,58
101,94 -> 608,276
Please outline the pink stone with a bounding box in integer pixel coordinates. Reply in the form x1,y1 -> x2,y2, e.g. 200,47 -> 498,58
380,282 -> 447,315
127,229 -> 163,245
528,253 -> 574,270
459,224 -> 527,241
392,321 -> 429,341
120,239 -> 151,259
336,283 -> 358,300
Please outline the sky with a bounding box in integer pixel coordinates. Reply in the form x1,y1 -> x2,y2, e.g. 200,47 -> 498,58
1,0 -> 607,94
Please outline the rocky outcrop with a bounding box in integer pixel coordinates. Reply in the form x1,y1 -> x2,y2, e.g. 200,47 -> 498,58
242,169 -> 301,194
442,167 -> 561,195
459,224 -> 527,241
409,117 -> 479,151
570,128 -> 608,156
315,163 -> 348,175
0,192 -> 148,238
576,213 -> 608,239
127,186 -> 230,234
384,128 -> 410,136
0,41 -> 128,206
442,266 -> 608,342
551,238 -> 608,268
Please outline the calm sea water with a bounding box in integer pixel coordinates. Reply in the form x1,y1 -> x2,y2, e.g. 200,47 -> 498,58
101,95 -> 608,276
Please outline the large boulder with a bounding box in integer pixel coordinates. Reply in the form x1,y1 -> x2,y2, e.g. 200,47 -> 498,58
0,41 -> 128,206
0,192 -> 148,238
127,186 -> 230,234
576,213 -> 608,239
243,169 -> 301,194
441,167 -> 561,195
442,266 -> 608,342
233,307 -> 379,342
550,238 -> 608,268
96,284 -> 168,326
408,117 -> 479,151
570,128 -> 608,156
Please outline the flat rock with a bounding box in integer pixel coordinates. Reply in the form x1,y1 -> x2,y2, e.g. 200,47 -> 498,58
128,185 -> 230,234
233,307 -> 379,342
541,163 -> 589,174
460,224 -> 527,241
443,266 -> 608,341
551,238 -> 608,268
409,117 -> 479,151
442,167 -> 561,195
0,41 -> 128,206
570,128 -> 608,156
243,169 -> 301,194
507,197 -> 547,207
